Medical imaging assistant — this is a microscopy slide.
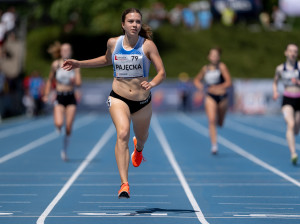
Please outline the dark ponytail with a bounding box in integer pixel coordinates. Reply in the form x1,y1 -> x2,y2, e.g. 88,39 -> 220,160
121,8 -> 153,40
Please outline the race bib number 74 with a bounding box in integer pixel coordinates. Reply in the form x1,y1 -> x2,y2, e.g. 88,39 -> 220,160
114,54 -> 144,78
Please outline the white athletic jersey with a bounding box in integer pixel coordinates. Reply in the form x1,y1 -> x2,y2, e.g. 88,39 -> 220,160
55,66 -> 75,86
278,62 -> 300,88
112,35 -> 151,78
203,65 -> 224,86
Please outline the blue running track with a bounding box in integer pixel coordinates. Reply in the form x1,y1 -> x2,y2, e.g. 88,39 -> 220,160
0,112 -> 300,224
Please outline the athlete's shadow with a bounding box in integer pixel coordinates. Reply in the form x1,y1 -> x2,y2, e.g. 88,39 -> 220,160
127,207 -> 197,216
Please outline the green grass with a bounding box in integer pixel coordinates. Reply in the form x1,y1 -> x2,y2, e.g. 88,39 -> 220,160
25,23 -> 300,79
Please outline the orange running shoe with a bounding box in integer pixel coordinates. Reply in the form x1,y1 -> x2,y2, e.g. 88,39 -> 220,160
118,182 -> 130,199
131,136 -> 145,167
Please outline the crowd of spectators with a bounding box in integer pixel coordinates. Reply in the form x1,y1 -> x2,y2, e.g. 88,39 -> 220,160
0,6 -> 26,120
142,1 -> 289,31
143,1 -> 213,30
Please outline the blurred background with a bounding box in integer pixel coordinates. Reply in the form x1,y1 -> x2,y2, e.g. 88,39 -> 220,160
0,0 -> 300,120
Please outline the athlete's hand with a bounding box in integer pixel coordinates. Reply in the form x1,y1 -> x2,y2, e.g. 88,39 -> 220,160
273,91 -> 279,100
141,81 -> 153,90
291,78 -> 300,85
62,59 -> 80,71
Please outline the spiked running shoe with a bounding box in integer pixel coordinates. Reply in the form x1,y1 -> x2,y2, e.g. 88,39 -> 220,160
131,136 -> 145,167
118,182 -> 130,198
291,153 -> 298,165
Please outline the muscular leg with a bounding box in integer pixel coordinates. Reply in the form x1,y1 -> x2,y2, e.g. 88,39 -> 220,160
294,110 -> 300,135
65,105 -> 76,136
131,102 -> 152,151
205,96 -> 218,148
217,98 -> 229,127
109,97 -> 131,184
54,105 -> 65,132
282,105 -> 297,157
60,105 -> 76,160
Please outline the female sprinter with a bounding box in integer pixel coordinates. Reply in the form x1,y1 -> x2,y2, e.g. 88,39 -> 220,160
44,43 -> 82,162
273,43 -> 300,165
194,48 -> 232,154
62,8 -> 166,198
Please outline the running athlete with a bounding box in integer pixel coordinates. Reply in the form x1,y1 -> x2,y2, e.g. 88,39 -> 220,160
273,43 -> 300,165
194,48 -> 232,154
62,8 -> 166,198
43,43 -> 82,162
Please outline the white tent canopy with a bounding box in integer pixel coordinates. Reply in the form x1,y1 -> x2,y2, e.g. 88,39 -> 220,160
280,0 -> 300,16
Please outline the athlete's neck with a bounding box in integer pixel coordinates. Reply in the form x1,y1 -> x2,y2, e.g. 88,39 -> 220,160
286,59 -> 296,67
123,34 -> 139,49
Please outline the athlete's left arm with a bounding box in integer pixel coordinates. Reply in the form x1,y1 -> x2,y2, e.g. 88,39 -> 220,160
216,62 -> 232,89
141,40 -> 166,90
74,68 -> 82,86
74,68 -> 82,102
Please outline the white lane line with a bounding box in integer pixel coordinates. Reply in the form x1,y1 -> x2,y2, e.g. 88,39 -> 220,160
234,214 -> 300,218
79,202 -> 170,204
152,115 -> 209,224
0,194 -> 37,196
213,196 -> 299,198
0,183 -> 295,187
78,213 -> 131,216
97,206 -> 147,208
36,124 -> 115,224
0,201 -> 31,204
151,213 -> 168,216
82,194 -> 168,197
245,207 -> 295,210
220,203 -> 300,205
77,212 -> 168,216
226,119 -> 300,151
178,114 -> 300,188
0,213 -> 13,215
0,115 -> 96,164
0,119 -> 52,139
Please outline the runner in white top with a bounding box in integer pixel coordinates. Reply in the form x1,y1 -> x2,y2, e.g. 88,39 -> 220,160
44,43 -> 82,161
273,43 -> 300,165
194,48 -> 232,154
62,8 -> 166,198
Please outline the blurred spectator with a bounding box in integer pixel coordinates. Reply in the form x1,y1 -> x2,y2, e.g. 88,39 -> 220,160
0,33 -> 24,79
272,5 -> 286,30
169,4 -> 183,26
182,6 -> 196,28
221,4 -> 235,26
22,88 -> 35,117
148,2 -> 167,30
178,72 -> 193,112
1,6 -> 16,38
259,12 -> 270,29
0,21 -> 5,58
28,71 -> 45,116
197,1 -> 213,29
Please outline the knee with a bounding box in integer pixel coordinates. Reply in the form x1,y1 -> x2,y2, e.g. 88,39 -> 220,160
55,120 -> 63,129
287,122 -> 295,131
117,128 -> 130,143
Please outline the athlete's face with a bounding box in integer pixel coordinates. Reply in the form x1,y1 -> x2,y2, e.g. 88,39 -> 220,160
60,44 -> 72,59
285,44 -> 298,62
122,12 -> 142,36
208,49 -> 220,64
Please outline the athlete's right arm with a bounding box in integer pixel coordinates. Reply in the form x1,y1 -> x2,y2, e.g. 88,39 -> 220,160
193,66 -> 205,90
272,65 -> 281,100
43,61 -> 57,102
62,38 -> 116,71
